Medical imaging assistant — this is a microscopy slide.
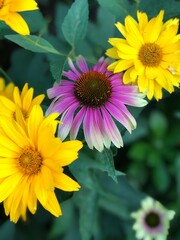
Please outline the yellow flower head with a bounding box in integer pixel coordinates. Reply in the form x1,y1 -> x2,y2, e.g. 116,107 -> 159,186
0,83 -> 44,121
106,10 -> 180,100
0,104 -> 82,223
0,77 -> 15,100
0,0 -> 38,35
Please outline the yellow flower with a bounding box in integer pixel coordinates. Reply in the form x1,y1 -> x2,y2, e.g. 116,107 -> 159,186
0,83 -> 44,120
0,104 -> 82,223
0,0 -> 38,35
106,10 -> 180,100
0,77 -> 15,100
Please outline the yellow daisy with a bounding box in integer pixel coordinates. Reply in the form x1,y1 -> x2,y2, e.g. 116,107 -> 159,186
106,10 -> 180,100
0,0 -> 38,35
0,83 -> 44,120
0,104 -> 82,223
0,77 -> 15,100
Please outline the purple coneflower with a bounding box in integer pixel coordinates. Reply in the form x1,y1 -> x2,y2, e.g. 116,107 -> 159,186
46,56 -> 147,152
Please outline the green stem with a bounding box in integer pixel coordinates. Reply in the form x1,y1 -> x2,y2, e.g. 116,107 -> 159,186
0,67 -> 13,83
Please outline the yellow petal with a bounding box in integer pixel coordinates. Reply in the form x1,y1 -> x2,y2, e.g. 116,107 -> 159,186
115,22 -> 126,37
6,176 -> 29,223
153,82 -> 163,100
0,96 -> 15,112
0,117 -> 29,148
107,61 -> 118,72
0,158 -> 18,178
61,140 -> 83,152
10,0 -> 38,12
25,177 -> 37,214
22,88 -> 33,111
144,10 -> 164,43
137,11 -> 148,30
54,172 -> 80,191
0,172 -> 22,202
155,68 -> 174,93
146,78 -> 155,100
34,173 -> 49,206
157,24 -> 179,47
105,47 -> 119,59
55,149 -> 79,167
0,78 -> 5,91
44,191 -> 62,217
31,94 -> 45,106
125,15 -> 144,44
0,133 -> 21,153
114,59 -> 134,73
126,32 -> 143,48
21,83 -> 29,99
5,12 -> 30,35
27,105 -> 43,146
123,67 -> 137,84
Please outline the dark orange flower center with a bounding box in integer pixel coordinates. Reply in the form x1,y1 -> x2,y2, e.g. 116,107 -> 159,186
138,43 -> 162,67
145,211 -> 161,228
74,71 -> 112,107
18,147 -> 43,175
0,0 -> 4,9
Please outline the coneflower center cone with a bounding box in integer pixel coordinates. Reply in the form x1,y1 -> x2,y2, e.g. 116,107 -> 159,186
74,71 -> 112,107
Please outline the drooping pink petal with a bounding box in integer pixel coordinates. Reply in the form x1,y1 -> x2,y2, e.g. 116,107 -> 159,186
58,102 -> 79,140
90,108 -> 104,152
101,107 -> 123,148
70,107 -> 86,139
83,107 -> 94,149
105,102 -> 134,132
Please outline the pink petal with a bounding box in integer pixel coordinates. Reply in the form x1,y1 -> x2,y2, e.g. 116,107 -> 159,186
101,107 -> 123,148
70,107 -> 86,139
76,55 -> 89,72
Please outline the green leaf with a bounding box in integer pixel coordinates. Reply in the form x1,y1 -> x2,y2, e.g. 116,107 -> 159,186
69,147 -> 103,189
88,7 -> 115,49
74,188 -> 97,240
62,0 -> 89,48
97,0 -> 135,20
49,56 -> 67,82
97,148 -> 118,183
8,49 -> 54,96
48,199 -> 74,239
5,35 -> 61,55
98,191 -> 129,219
0,221 -> 15,240
55,3 -> 69,40
139,0 -> 180,19
20,10 -> 45,33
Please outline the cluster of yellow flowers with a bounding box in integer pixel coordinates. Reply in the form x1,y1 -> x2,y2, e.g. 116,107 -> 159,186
0,78 -> 82,223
